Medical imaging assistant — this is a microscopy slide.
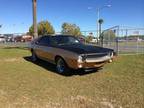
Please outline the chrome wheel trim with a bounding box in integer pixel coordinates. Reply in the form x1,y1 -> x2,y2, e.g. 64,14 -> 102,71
56,59 -> 65,73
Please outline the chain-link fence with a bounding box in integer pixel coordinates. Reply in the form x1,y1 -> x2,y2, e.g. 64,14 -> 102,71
1,27 -> 144,55
0,33 -> 30,48
80,26 -> 144,55
102,26 -> 144,55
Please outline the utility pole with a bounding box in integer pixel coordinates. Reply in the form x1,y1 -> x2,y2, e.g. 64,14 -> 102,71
97,5 -> 111,39
97,8 -> 100,39
32,0 -> 38,38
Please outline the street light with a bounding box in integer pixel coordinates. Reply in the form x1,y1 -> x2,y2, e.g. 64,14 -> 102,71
97,5 -> 111,39
32,0 -> 38,38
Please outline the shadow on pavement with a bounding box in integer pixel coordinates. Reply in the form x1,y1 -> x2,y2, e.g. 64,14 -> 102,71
23,56 -> 102,77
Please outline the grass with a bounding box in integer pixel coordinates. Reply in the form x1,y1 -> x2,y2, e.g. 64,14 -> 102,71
103,41 -> 144,46
0,48 -> 144,108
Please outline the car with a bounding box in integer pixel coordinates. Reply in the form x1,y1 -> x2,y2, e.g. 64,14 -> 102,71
6,36 -> 14,42
14,36 -> 22,42
0,36 -> 6,43
14,35 -> 33,42
29,35 -> 115,73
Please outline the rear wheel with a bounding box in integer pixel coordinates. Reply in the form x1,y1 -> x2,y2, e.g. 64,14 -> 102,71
31,50 -> 38,62
56,57 -> 69,74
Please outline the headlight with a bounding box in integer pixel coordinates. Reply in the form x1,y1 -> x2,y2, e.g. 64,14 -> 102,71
77,55 -> 85,63
78,56 -> 83,63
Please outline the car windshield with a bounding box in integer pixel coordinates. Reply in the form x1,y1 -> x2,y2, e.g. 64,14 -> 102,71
50,36 -> 80,45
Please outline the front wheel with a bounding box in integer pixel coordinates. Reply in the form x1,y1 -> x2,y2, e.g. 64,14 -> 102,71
56,58 -> 69,74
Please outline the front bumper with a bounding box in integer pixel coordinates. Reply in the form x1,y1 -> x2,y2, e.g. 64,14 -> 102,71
76,54 -> 113,69
66,52 -> 114,70
79,62 -> 106,69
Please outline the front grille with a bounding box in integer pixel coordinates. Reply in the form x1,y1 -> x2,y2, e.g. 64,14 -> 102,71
84,53 -> 111,63
85,53 -> 109,59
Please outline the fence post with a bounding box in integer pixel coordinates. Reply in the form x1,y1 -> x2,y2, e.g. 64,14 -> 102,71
116,26 -> 119,55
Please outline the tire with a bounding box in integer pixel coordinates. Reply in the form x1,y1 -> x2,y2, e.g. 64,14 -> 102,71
31,50 -> 38,62
56,57 -> 69,74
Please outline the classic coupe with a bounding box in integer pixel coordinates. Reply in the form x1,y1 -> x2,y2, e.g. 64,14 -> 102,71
29,35 -> 114,73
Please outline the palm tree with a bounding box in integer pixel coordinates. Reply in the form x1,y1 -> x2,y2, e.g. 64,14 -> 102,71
32,0 -> 38,38
98,19 -> 104,46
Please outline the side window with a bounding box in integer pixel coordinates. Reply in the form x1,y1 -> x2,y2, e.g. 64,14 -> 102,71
49,37 -> 58,46
37,36 -> 50,46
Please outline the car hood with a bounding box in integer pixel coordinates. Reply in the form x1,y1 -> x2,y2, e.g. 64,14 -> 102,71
58,44 -> 114,54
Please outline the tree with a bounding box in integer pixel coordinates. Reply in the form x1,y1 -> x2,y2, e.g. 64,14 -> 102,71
28,20 -> 55,36
85,32 -> 94,43
29,25 -> 34,36
61,22 -> 81,36
85,35 -> 93,43
38,21 -> 55,35
32,0 -> 38,38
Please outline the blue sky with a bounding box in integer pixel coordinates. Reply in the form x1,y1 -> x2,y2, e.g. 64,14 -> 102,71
0,0 -> 144,34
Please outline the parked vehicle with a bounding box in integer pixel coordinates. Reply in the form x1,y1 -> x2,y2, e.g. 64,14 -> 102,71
0,36 -> 6,43
22,35 -> 33,42
14,35 -> 33,42
14,36 -> 22,42
6,36 -> 14,42
29,35 -> 115,73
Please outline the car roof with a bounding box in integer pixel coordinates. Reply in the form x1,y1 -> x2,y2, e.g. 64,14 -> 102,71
41,35 -> 77,38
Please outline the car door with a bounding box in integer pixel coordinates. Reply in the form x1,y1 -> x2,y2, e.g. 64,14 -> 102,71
35,36 -> 54,63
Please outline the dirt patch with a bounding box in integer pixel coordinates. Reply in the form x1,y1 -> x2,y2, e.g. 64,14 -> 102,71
0,58 -> 24,62
0,89 -> 7,96
0,94 -> 123,108
101,101 -> 114,108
